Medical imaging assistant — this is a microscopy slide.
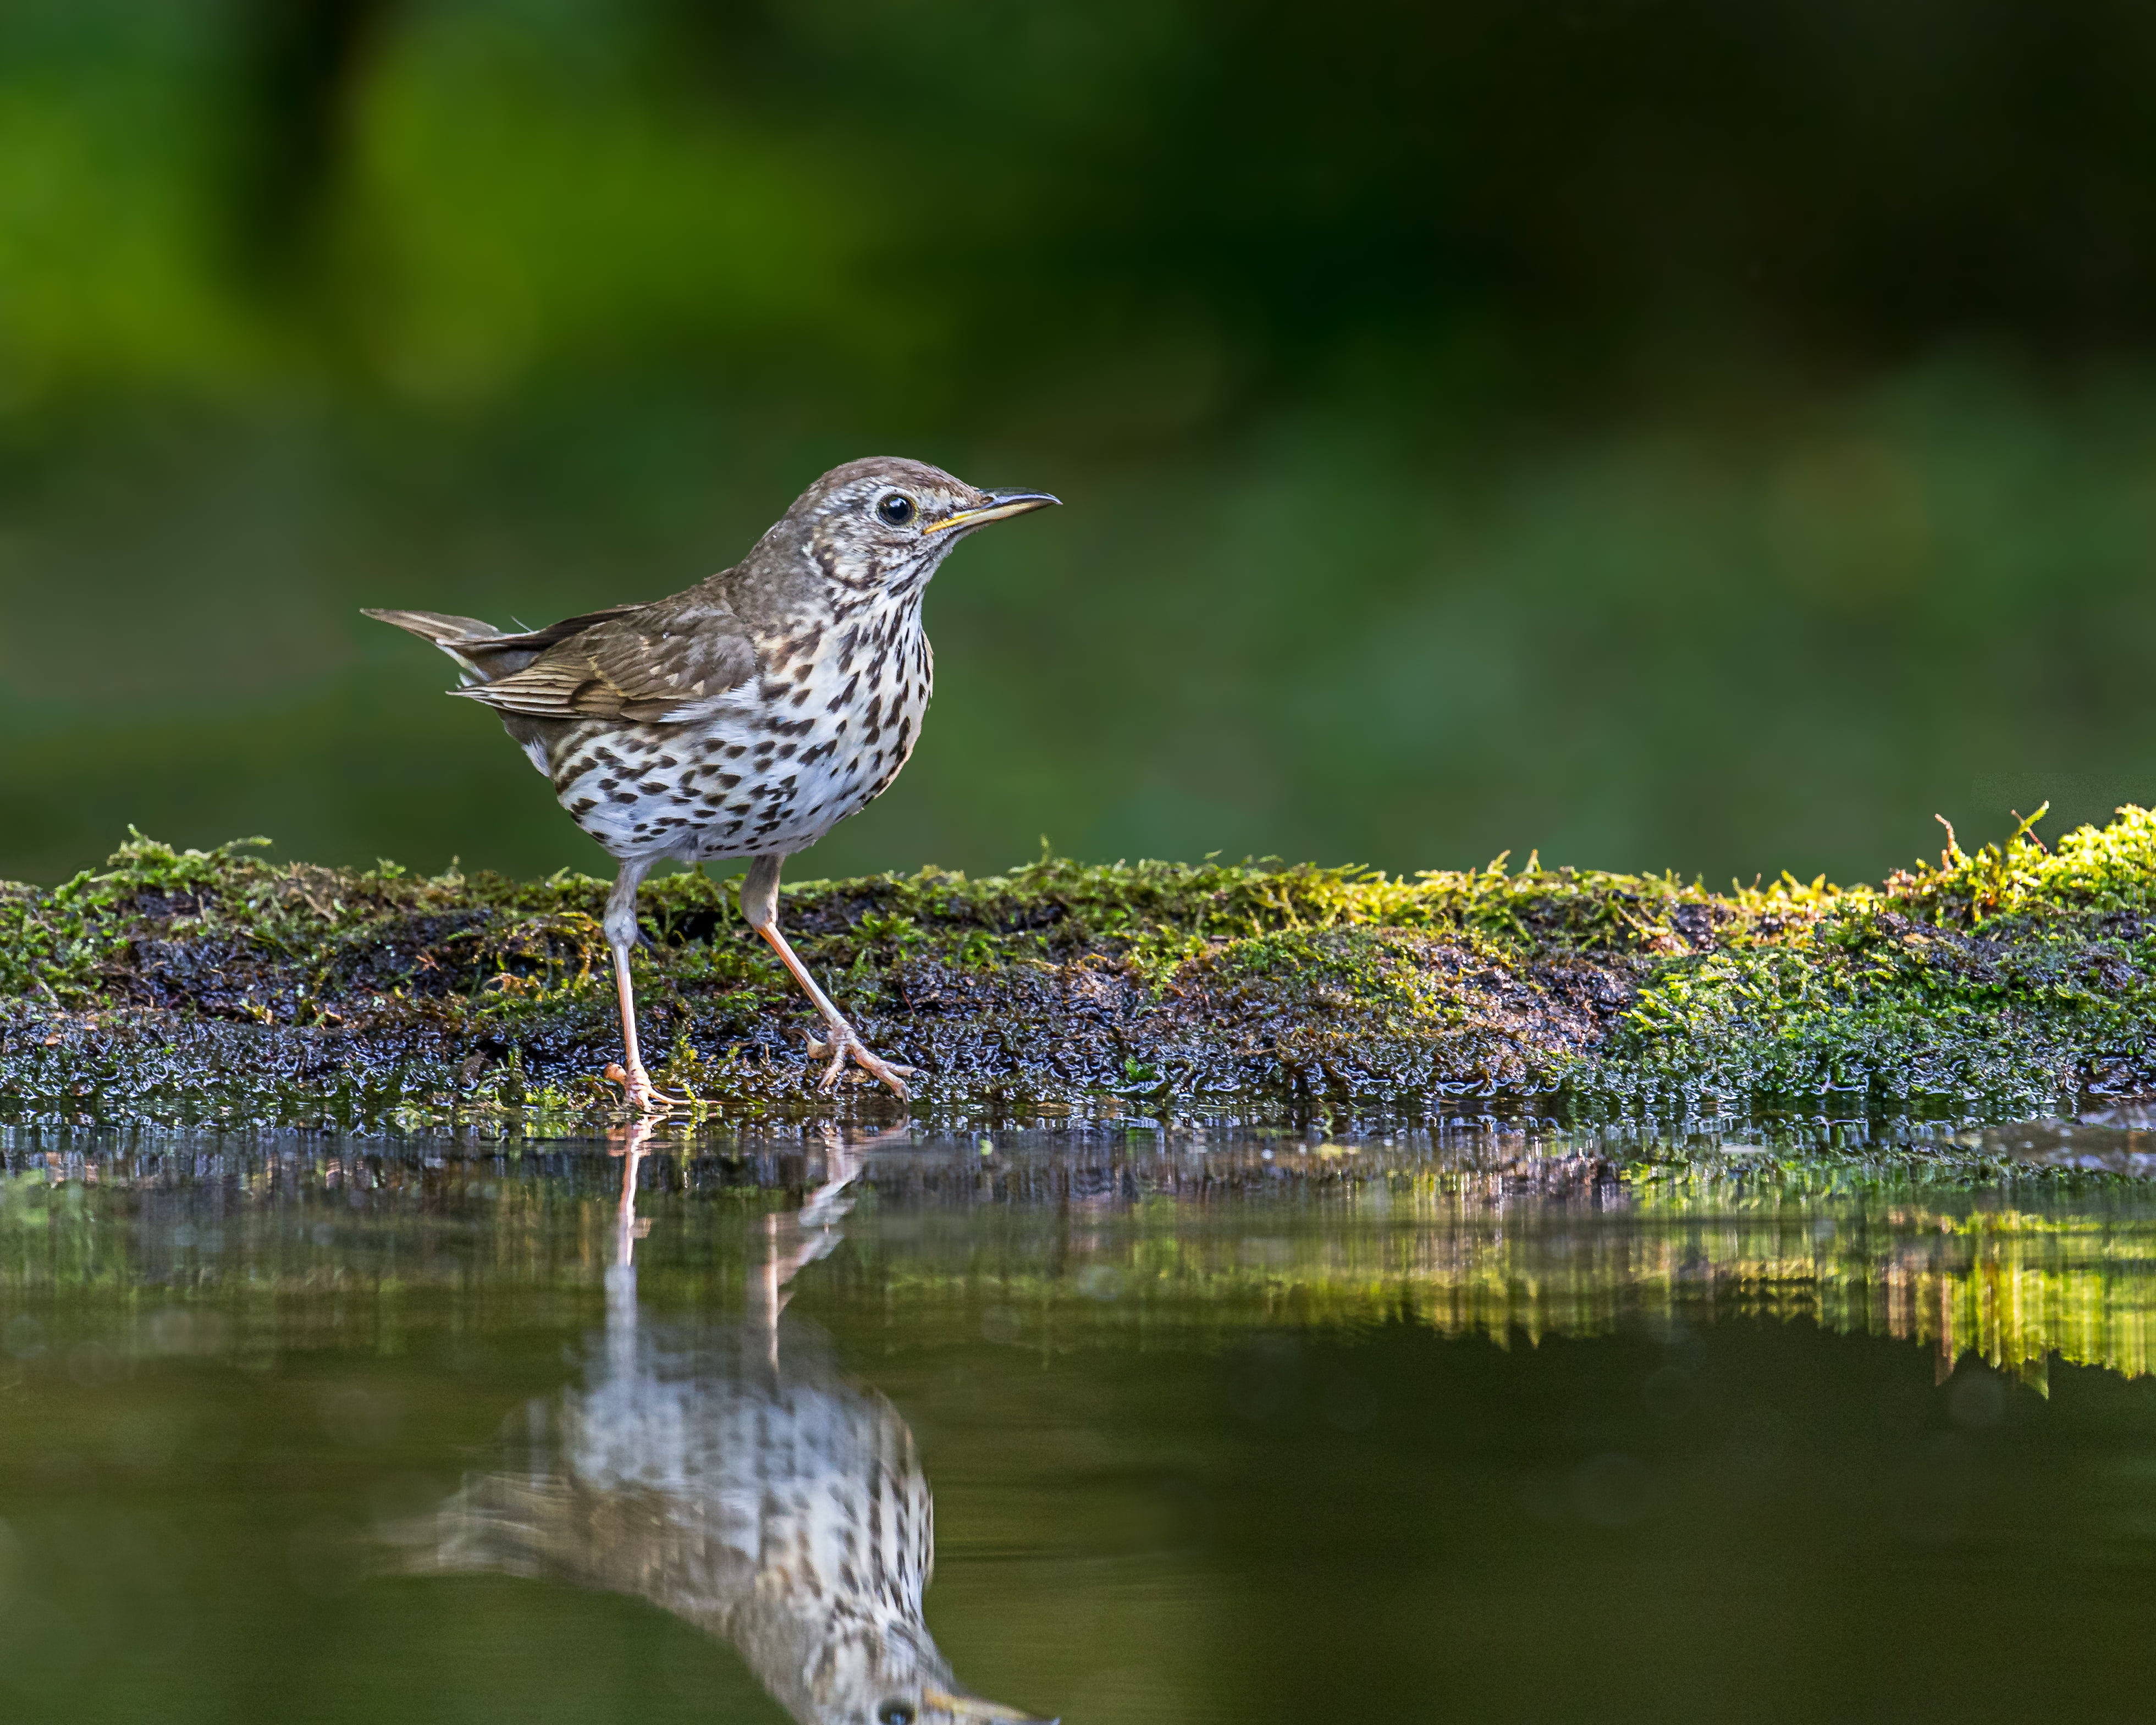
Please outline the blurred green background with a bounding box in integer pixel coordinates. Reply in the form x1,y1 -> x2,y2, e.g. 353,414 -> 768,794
4,0 -> 2155,888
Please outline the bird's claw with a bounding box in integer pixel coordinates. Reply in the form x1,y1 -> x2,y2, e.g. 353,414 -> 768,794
799,1029 -> 915,1100
604,1061 -> 690,1114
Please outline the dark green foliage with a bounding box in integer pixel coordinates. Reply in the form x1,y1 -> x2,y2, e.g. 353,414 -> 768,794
2,809 -> 2152,1131
18,1 -> 2156,394
10,2 -> 2156,906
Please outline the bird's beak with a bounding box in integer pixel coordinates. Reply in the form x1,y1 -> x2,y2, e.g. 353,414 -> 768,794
922,1686 -> 1058,1723
922,489 -> 1061,535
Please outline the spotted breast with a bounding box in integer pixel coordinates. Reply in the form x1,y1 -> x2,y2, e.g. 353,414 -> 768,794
542,583 -> 934,864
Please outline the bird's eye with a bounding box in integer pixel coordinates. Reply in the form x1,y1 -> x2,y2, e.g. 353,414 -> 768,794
875,1704 -> 916,1725
876,493 -> 916,526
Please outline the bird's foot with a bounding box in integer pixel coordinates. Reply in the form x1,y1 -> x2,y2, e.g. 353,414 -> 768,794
801,1027 -> 916,1101
604,1117 -> 658,1156
604,1061 -> 690,1114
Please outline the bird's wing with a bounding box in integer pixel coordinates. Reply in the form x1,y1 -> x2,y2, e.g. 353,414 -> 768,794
364,603 -> 655,685
451,598 -> 761,724
466,606 -> 657,653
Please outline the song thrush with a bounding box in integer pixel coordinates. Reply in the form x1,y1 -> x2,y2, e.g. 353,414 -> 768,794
366,459 -> 1058,1110
404,1129 -> 1055,1725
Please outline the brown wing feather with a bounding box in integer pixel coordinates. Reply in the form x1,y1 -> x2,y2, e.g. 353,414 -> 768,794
451,593 -> 760,724
476,607 -> 655,653
364,603 -> 653,684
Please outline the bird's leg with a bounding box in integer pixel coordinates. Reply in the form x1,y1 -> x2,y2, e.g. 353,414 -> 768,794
796,1127 -> 864,1232
740,855 -> 916,1100
599,858 -> 686,1112
607,1118 -> 655,1265
753,1129 -> 868,1375
604,1120 -> 652,1369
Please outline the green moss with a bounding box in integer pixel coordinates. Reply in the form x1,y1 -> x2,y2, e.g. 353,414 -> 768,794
1591,804 -> 2156,1111
2,808 -> 2153,1131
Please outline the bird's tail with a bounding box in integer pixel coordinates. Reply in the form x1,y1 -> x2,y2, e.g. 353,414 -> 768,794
381,1469 -> 586,1584
361,608 -> 508,686
381,1464 -> 725,1617
365,603 -> 647,686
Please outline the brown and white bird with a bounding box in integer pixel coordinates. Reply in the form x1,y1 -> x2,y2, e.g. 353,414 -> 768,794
366,460 -> 1058,1109
401,1131 -> 1054,1725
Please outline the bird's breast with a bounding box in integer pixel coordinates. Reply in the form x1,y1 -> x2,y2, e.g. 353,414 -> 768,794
537,603 -> 934,863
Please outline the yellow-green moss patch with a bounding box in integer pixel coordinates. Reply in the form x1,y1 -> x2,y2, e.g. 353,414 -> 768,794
2,808 -> 2153,1133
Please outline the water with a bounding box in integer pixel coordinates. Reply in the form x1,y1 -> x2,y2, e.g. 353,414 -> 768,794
3,1121 -> 2156,1723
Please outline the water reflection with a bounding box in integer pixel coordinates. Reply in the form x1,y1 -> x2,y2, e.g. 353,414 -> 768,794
2,1120 -> 2156,1391
2,1120 -> 2156,1723
401,1125 -> 1054,1725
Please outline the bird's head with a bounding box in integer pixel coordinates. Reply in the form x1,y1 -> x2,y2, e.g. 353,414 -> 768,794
781,1613 -> 1056,1725
860,1687 -> 1058,1725
774,457 -> 1059,599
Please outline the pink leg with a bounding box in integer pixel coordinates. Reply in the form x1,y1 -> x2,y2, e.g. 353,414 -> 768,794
600,857 -> 686,1112
603,945 -> 686,1112
740,855 -> 916,1101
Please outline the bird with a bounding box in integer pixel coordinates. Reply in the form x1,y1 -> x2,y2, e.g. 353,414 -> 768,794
395,1125 -> 1056,1725
365,459 -> 1058,1111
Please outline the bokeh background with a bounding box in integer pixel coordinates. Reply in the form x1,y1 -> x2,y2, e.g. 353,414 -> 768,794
4,0 -> 2155,888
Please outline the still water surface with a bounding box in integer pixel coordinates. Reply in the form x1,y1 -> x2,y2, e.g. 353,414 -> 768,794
2,1121 -> 2155,1723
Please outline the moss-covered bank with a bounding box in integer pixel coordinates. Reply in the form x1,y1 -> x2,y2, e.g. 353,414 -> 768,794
3,808 -> 2154,1131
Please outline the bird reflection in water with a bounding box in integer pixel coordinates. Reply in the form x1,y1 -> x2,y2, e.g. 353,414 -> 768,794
404,1123 -> 1055,1725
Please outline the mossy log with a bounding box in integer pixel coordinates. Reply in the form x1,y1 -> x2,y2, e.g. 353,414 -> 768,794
2,809 -> 2154,1132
